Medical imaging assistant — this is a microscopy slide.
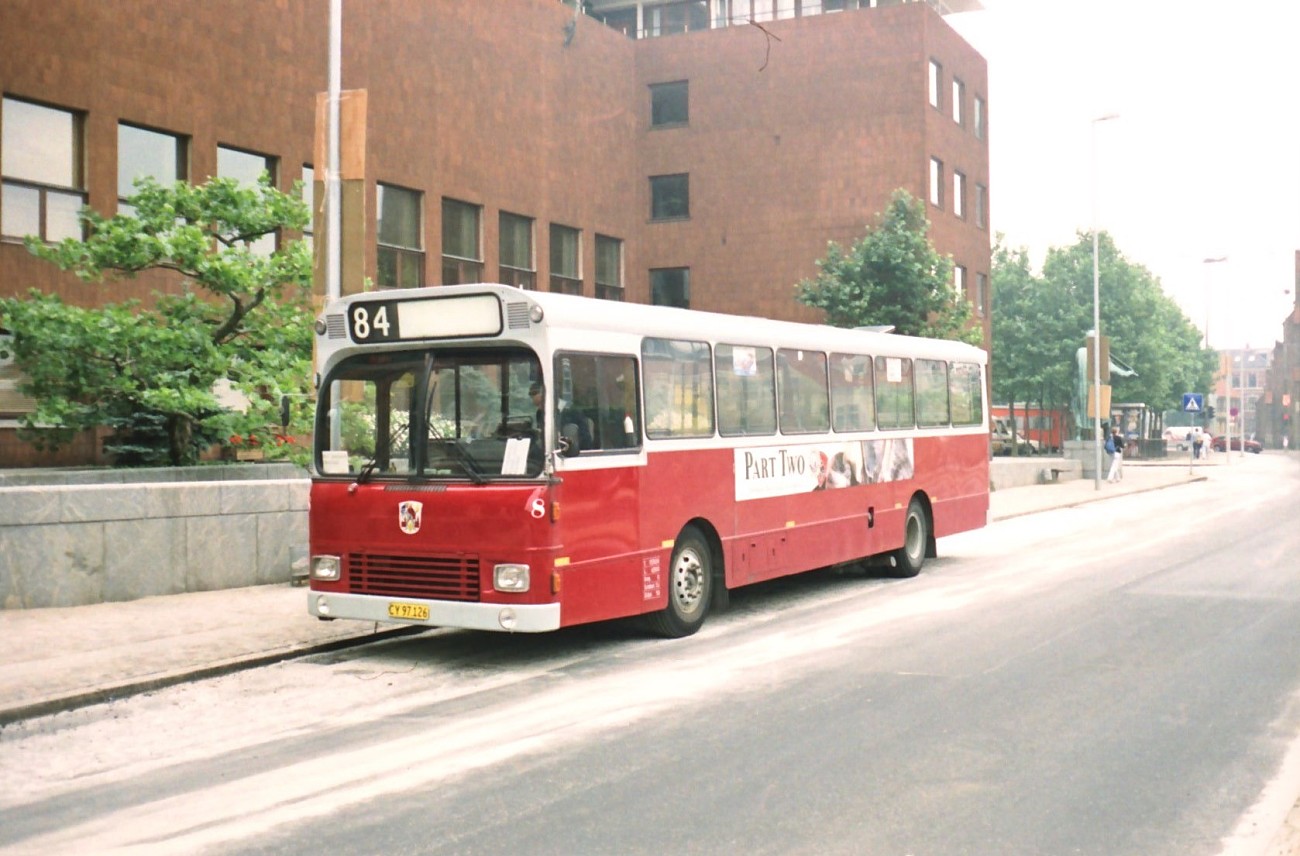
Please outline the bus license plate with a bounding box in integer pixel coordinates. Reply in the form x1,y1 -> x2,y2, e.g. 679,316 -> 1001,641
387,602 -> 429,621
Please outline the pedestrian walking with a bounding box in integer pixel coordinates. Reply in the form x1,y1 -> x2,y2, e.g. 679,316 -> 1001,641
1106,425 -> 1124,482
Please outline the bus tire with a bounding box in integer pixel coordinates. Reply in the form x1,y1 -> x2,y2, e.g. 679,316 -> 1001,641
889,498 -> 928,578
645,527 -> 712,638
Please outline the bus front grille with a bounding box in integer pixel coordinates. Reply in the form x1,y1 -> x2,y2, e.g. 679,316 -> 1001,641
347,553 -> 480,601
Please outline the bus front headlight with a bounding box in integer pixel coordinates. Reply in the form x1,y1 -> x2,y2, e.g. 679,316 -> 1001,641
311,555 -> 341,581
493,564 -> 530,593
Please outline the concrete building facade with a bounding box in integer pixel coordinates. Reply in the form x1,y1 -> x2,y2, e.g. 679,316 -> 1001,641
0,0 -> 990,466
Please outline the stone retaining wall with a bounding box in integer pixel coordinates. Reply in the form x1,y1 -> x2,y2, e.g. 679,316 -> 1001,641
0,466 -> 308,610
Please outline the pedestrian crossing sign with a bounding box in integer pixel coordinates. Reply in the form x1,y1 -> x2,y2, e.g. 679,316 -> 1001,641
1182,393 -> 1203,412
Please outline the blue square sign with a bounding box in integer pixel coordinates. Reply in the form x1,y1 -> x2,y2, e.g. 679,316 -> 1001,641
1182,393 -> 1204,413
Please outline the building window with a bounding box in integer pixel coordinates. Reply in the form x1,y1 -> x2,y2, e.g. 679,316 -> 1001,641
498,211 -> 535,290
550,224 -> 581,295
217,145 -> 277,255
300,165 -> 315,249
976,272 -> 988,317
441,197 -> 482,284
647,1 -> 709,37
928,59 -> 942,110
954,264 -> 967,297
595,234 -> 624,301
650,173 -> 689,220
1,97 -> 86,243
952,78 -> 964,125
974,96 -> 986,141
975,183 -> 988,229
929,157 -> 943,208
651,267 -> 690,308
117,123 -> 186,216
953,171 -> 966,218
377,183 -> 424,288
651,81 -> 689,127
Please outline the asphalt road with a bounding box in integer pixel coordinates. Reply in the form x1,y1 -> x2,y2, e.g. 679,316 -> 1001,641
2,454 -> 1298,856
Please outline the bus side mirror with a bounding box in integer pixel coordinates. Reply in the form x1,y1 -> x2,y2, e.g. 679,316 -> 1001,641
560,423 -> 581,457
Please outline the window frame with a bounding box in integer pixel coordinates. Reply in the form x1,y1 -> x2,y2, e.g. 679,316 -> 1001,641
650,80 -> 689,128
549,223 -> 582,295
441,197 -> 483,285
650,173 -> 690,221
498,210 -> 535,291
217,144 -> 279,255
650,267 -> 691,308
1,96 -> 87,243
929,157 -> 944,209
595,234 -> 624,301
117,122 -> 187,209
376,182 -> 425,289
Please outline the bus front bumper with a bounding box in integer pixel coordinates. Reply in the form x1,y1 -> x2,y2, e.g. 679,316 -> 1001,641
308,591 -> 561,633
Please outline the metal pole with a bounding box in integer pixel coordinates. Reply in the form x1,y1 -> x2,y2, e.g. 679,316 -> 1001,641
327,0 -> 343,451
1239,347 -> 1247,458
1091,113 -> 1118,489
1225,353 -> 1232,466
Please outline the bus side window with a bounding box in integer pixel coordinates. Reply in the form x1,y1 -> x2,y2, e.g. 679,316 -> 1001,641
874,355 -> 915,429
554,352 -> 643,453
641,338 -> 714,439
830,353 -> 875,432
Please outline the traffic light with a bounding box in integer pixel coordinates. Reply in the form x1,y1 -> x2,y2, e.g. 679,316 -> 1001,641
1205,405 -> 1216,419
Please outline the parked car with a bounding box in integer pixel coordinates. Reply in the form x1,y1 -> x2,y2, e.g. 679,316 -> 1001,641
1211,435 -> 1262,453
991,418 -> 1040,456
1162,427 -> 1195,451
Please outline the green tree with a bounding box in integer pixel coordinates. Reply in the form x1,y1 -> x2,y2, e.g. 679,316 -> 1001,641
990,238 -> 1086,443
1041,232 -> 1214,416
991,230 -> 1215,441
0,175 -> 314,466
796,190 -> 981,345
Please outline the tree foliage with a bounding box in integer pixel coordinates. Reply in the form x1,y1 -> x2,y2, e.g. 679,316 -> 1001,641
0,175 -> 314,466
992,230 -> 1216,439
796,190 -> 982,345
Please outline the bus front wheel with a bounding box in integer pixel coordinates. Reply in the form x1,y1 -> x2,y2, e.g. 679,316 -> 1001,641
645,527 -> 712,638
889,498 -> 928,578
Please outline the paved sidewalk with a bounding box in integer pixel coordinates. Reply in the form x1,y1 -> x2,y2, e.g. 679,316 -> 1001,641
0,460 -> 1207,728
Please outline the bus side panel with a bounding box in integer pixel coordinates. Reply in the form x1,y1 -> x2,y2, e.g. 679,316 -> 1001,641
639,447 -> 735,600
918,434 -> 990,538
548,463 -> 650,627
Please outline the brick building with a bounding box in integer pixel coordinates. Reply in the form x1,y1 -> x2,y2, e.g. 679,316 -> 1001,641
1262,252 -> 1300,449
0,0 -> 990,466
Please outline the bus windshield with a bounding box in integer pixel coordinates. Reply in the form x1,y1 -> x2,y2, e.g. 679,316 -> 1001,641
315,347 -> 545,480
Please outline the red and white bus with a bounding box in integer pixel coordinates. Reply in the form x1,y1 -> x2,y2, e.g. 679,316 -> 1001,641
307,284 -> 989,637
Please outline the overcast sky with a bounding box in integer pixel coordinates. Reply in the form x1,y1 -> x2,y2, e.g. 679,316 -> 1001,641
948,0 -> 1300,351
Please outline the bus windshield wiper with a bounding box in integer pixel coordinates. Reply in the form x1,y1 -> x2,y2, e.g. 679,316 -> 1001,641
427,422 -> 486,484
355,419 -> 410,484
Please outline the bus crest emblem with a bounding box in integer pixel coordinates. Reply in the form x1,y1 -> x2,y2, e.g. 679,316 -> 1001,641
398,501 -> 423,535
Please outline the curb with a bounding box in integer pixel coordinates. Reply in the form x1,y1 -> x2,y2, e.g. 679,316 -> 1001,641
0,625 -> 425,729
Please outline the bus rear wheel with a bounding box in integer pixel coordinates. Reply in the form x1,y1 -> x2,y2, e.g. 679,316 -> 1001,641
645,527 -> 712,638
889,498 -> 928,578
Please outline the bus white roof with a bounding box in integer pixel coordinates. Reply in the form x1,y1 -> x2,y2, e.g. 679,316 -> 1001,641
326,283 -> 987,364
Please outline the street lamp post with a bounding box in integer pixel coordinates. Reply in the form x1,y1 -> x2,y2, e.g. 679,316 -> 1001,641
1202,257 -> 1226,351
1092,113 -> 1119,490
